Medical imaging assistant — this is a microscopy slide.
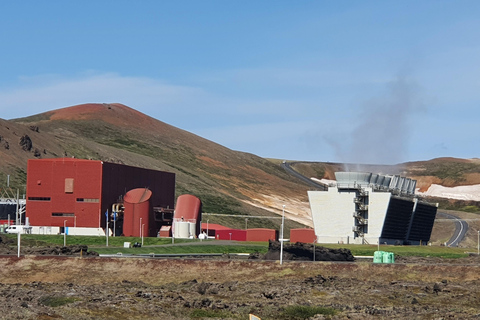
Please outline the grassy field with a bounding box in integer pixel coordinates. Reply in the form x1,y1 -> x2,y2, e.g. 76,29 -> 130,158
4,234 -> 471,258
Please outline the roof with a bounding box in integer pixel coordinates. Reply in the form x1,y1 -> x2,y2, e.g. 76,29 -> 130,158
201,222 -> 231,230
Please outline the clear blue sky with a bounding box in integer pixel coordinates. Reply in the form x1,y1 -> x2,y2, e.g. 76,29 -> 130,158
1,1 -> 479,164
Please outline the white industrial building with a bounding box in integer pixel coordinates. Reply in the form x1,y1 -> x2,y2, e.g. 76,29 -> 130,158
308,172 -> 437,245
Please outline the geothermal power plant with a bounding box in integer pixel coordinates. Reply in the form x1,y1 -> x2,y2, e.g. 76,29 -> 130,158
308,172 -> 437,245
0,158 -> 437,245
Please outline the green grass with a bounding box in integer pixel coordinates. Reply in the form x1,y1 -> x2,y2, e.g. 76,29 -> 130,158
321,243 -> 469,258
4,234 -> 194,247
279,305 -> 337,320
95,243 -> 268,255
3,234 -> 268,255
435,198 -> 480,213
3,234 -> 472,258
190,309 -> 236,319
39,296 -> 79,307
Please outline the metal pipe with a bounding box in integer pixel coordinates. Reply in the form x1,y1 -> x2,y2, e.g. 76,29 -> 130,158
280,205 -> 285,265
64,220 -> 67,247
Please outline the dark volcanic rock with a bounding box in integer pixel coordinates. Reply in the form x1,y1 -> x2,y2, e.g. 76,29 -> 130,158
19,135 -> 33,151
254,240 -> 355,262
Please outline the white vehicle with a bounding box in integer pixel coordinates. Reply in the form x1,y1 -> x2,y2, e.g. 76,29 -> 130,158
4,225 -> 32,234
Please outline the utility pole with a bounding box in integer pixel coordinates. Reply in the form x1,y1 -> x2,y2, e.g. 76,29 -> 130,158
280,205 -> 285,265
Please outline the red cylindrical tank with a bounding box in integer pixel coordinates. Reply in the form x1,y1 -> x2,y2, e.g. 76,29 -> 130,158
123,188 -> 152,237
174,194 -> 202,237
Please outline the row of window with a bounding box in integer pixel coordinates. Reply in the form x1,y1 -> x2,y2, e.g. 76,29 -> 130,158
28,197 -> 99,203
52,213 -> 75,217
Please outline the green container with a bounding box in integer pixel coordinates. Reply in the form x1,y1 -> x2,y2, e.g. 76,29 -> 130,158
383,252 -> 394,264
373,251 -> 384,263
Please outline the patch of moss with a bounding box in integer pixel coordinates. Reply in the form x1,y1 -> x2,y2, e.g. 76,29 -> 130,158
190,308 -> 236,318
39,296 -> 78,307
279,305 -> 338,320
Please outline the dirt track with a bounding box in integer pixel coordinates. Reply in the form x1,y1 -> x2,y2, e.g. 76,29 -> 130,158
1,256 -> 480,319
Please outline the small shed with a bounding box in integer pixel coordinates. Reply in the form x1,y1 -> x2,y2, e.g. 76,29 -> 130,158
246,228 -> 277,242
290,228 -> 316,244
216,229 -> 247,241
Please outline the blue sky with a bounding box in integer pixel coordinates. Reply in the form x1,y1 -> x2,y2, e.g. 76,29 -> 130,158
1,1 -> 479,164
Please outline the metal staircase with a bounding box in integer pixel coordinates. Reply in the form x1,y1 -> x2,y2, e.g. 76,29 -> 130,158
353,188 -> 369,244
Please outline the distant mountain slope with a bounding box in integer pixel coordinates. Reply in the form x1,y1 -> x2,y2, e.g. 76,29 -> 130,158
2,103 -> 478,230
290,158 -> 480,191
2,103 -> 314,230
291,159 -> 480,212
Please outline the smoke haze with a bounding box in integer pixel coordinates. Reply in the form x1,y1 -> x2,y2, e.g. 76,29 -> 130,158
328,75 -> 424,170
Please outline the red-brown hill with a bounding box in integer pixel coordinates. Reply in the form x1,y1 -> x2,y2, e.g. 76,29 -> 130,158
1,103 -> 313,230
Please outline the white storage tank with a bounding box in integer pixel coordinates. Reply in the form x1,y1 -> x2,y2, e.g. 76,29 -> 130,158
188,222 -> 196,238
175,221 -> 190,238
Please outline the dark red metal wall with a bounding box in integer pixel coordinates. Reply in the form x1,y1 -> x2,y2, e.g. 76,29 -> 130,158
215,229 -> 247,241
290,228 -> 316,243
246,228 -> 277,242
26,158 -> 103,228
26,158 -> 176,232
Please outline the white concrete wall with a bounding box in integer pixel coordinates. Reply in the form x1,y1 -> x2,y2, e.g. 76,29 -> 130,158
308,188 -> 391,244
364,191 -> 391,244
30,226 -> 107,236
308,188 -> 356,244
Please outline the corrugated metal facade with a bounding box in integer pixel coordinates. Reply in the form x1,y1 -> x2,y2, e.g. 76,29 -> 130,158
216,229 -> 247,241
290,228 -> 316,243
246,228 -> 277,242
26,158 -> 175,231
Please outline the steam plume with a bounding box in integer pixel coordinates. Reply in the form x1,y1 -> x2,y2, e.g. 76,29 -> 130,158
329,75 -> 423,170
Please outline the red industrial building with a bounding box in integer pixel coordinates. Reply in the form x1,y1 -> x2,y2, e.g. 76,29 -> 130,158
216,229 -> 247,241
201,222 -> 231,238
246,228 -> 277,242
203,224 -> 278,242
290,228 -> 316,243
26,158 -> 175,236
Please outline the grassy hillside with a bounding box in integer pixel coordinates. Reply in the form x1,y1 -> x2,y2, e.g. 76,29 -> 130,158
2,103 -> 479,234
2,103 -> 310,230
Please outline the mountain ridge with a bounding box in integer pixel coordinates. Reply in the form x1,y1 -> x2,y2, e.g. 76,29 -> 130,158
2,103 -> 314,229
1,103 -> 479,229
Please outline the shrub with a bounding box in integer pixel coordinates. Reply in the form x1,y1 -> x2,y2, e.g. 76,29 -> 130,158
280,305 -> 337,320
190,308 -> 234,318
39,296 -> 78,307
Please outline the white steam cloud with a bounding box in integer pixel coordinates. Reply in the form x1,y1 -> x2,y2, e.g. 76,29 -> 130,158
327,75 -> 424,168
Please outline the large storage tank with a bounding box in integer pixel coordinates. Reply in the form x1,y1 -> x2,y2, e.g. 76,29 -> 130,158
123,188 -> 152,237
174,194 -> 202,238
174,221 -> 191,238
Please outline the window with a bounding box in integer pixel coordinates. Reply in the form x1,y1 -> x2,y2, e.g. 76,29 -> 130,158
52,213 -> 75,217
28,197 -> 51,201
65,178 -> 74,193
76,198 -> 99,203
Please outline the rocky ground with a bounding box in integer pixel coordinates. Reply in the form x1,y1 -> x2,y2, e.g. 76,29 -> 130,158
0,254 -> 480,319
1,236 -> 480,319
